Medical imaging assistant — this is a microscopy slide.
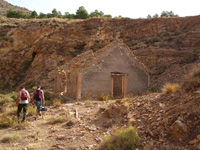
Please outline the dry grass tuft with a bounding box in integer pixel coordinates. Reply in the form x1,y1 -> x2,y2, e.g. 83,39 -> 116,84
108,100 -> 116,104
76,99 -> 82,105
28,130 -> 40,139
0,92 -> 16,107
54,99 -> 62,107
84,100 -> 92,106
2,134 -> 21,143
100,126 -> 140,150
100,93 -> 109,101
184,70 -> 200,91
27,106 -> 36,116
7,106 -> 17,115
12,121 -> 28,130
162,83 -> 180,94
123,102 -> 130,108
128,118 -> 136,125
48,114 -> 68,124
0,114 -> 17,128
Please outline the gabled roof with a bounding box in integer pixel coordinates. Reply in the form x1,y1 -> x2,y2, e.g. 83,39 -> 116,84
58,40 -> 149,75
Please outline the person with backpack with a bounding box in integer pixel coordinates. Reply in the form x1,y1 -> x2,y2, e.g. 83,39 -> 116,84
32,85 -> 45,120
16,86 -> 30,122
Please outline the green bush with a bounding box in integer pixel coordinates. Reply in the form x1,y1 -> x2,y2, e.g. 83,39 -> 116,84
75,6 -> 89,19
7,9 -> 29,18
100,126 -> 140,150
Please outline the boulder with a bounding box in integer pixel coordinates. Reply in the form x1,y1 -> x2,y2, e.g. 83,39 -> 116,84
169,119 -> 188,141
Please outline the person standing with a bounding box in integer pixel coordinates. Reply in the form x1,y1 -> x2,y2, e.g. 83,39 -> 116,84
16,86 -> 30,122
32,85 -> 45,120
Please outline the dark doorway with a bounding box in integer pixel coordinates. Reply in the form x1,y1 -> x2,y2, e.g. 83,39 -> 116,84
113,76 -> 123,98
111,72 -> 127,98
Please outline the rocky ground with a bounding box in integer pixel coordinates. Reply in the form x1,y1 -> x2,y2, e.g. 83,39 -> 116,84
0,90 -> 199,150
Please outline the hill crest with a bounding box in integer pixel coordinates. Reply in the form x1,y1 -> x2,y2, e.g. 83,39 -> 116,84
0,0 -> 31,17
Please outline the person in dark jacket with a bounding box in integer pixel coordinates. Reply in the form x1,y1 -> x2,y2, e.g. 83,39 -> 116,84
32,85 -> 45,120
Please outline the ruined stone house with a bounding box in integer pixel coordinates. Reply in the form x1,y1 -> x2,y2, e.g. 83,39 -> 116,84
56,41 -> 149,100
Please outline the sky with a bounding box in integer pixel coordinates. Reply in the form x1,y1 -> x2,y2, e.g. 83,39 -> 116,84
5,0 -> 200,19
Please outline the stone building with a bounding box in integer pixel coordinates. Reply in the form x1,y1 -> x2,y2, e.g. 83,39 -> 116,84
57,41 -> 149,100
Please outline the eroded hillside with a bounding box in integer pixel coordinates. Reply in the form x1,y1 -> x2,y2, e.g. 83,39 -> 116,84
0,16 -> 200,91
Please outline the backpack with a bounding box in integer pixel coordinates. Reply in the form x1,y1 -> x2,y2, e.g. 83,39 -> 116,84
21,90 -> 28,100
34,90 -> 42,101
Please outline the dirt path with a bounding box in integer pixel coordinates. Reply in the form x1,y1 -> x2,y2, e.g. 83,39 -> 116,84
0,93 -> 198,150
0,101 -> 110,150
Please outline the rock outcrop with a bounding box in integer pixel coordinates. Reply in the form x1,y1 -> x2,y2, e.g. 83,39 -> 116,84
0,16 -> 200,91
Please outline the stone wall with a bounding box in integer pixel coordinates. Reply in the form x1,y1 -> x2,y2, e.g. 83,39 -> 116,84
80,44 -> 149,99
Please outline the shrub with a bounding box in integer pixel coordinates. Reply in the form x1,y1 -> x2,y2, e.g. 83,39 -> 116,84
8,106 -> 17,115
45,91 -> 59,101
45,100 -> 53,106
100,126 -> 140,150
32,86 -> 37,90
2,134 -> 21,143
84,100 -> 92,106
76,99 -> 82,105
150,86 -> 160,93
155,64 -> 167,75
100,93 -> 109,101
127,93 -> 134,98
27,106 -> 36,116
48,114 -> 68,124
108,100 -> 116,104
54,99 -> 62,107
123,102 -> 130,108
0,106 -> 6,113
162,83 -> 180,93
7,9 -> 29,18
12,121 -> 28,130
23,59 -> 32,72
28,130 -> 40,139
180,54 -> 199,64
184,71 -> 200,91
0,114 -> 17,128
152,38 -> 160,42
0,92 -> 16,107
